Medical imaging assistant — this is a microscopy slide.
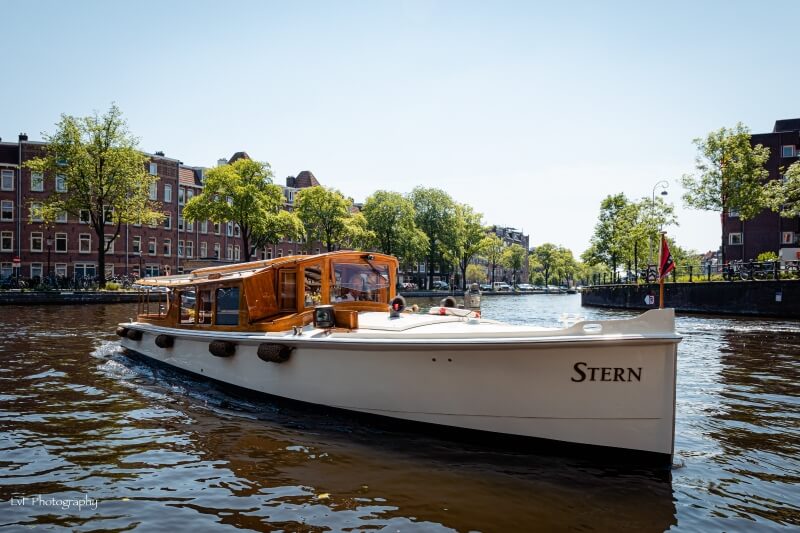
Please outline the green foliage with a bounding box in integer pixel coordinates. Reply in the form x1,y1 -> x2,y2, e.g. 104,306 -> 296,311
340,212 -> 374,251
764,161 -> 800,218
533,243 -> 577,286
294,186 -> 351,252
250,209 -> 305,253
409,187 -> 457,288
25,104 -> 161,287
183,158 -> 295,262
362,190 -> 428,266
757,251 -> 779,262
451,204 -> 489,290
465,263 -> 487,283
483,233 -> 505,284
501,244 -> 527,287
104,282 -> 121,291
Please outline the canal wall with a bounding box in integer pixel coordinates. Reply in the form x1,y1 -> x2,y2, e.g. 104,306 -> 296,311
0,291 -> 139,305
581,281 -> 800,318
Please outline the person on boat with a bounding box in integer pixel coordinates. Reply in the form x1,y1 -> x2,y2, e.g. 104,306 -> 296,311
335,288 -> 356,302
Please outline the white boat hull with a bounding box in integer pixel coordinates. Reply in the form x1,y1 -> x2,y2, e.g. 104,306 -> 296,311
118,309 -> 679,459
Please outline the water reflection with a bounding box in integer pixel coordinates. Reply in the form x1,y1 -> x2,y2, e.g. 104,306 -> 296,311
1,299 -> 797,530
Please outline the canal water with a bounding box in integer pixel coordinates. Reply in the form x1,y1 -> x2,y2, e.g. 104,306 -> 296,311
0,296 -> 798,531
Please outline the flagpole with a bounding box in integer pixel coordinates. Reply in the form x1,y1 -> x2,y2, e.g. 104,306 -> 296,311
659,231 -> 666,309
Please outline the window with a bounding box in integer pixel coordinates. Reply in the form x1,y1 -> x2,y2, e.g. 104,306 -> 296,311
30,232 -> 43,252
213,243 -> 220,258
729,232 -> 743,245
178,216 -> 184,232
266,249 -> 272,259
164,184 -> 172,203
103,205 -> 113,225
79,234 -> 92,253
186,240 -> 194,258
148,238 -> 157,255
200,241 -> 207,258
200,221 -> 208,234
104,235 -> 115,254
132,236 -> 141,254
186,219 -> 193,232
164,213 -> 172,230
227,222 -> 233,237
278,270 -> 296,311
333,262 -> 390,303
56,211 -> 68,223
782,232 -> 795,245
214,222 -> 220,235
55,174 -> 67,192
277,249 -> 283,258
30,172 -> 43,191
226,244 -> 233,260
180,287 -> 197,325
198,288 -> 213,325
1,263 -> 11,278
782,145 -> 797,158
234,224 -> 240,238
30,202 -> 43,222
30,263 -> 43,279
303,263 -> 323,308
726,208 -> 739,218
215,287 -> 240,326
149,162 -> 158,175
1,231 -> 12,251
1,169 -> 13,190
178,188 -> 185,205
178,240 -> 184,257
145,265 -> 160,277
163,239 -> 171,256
234,245 -> 240,261
55,233 -> 67,253
74,263 -> 96,280
2,200 -> 13,221
80,210 -> 90,224
149,182 -> 158,200
55,263 -> 67,277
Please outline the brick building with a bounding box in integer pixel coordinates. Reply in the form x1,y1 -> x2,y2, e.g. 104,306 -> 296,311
0,134 -> 322,281
723,119 -> 800,262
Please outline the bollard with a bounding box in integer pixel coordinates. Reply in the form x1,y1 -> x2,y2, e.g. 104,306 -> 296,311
689,265 -> 693,283
707,263 -> 711,282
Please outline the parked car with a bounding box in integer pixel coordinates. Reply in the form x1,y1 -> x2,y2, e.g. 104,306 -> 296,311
492,282 -> 512,292
432,280 -> 450,290
479,284 -> 492,291
517,283 -> 534,291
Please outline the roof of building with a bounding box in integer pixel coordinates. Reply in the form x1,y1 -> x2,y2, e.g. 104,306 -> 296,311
228,151 -> 250,163
773,119 -> 800,133
295,170 -> 320,188
179,167 -> 201,187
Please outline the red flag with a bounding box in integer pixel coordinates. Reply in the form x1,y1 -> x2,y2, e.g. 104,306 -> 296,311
659,235 -> 675,279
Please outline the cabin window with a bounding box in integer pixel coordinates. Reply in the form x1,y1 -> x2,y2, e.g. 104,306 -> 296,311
197,289 -> 214,325
279,270 -> 297,311
303,263 -> 323,308
138,288 -> 171,318
180,287 -> 197,325
215,287 -> 240,326
332,262 -> 390,303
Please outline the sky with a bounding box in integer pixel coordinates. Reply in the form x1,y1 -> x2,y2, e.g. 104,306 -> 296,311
2,0 -> 799,257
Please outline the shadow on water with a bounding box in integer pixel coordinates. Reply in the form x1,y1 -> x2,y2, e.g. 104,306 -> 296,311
0,303 -> 679,531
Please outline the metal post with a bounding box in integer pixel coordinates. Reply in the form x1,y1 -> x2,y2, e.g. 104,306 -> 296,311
707,263 -> 711,281
689,265 -> 693,283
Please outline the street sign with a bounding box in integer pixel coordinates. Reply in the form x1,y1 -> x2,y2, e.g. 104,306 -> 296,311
12,256 -> 20,266
644,294 -> 655,305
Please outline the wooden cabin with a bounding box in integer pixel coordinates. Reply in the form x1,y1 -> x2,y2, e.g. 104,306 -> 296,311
135,251 -> 398,332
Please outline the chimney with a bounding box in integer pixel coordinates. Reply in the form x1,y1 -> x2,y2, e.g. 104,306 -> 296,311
155,150 -> 165,156
217,158 -> 228,167
19,133 -> 28,141
286,176 -> 296,187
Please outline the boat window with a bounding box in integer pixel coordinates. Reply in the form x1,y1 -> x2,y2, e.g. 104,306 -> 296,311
180,287 -> 197,325
198,289 -> 213,325
303,263 -> 323,308
279,270 -> 297,311
215,287 -> 240,326
332,262 -> 390,303
138,288 -> 171,318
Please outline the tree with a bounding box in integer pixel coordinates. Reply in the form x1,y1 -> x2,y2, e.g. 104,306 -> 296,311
451,204 -> 489,289
764,161 -> 800,217
465,263 -> 487,284
294,186 -> 351,252
584,193 -> 636,278
484,233 -> 505,284
501,244 -> 527,288
25,104 -> 162,287
249,210 -> 305,255
409,187 -> 456,289
361,190 -> 428,267
533,243 -> 560,287
681,123 -> 770,265
183,158 -> 293,262
340,212 -> 374,251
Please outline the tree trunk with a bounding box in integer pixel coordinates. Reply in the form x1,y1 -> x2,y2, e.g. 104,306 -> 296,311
96,228 -> 106,289
242,232 -> 251,262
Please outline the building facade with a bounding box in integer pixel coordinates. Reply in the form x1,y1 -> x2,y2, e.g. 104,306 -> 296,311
723,119 -> 800,262
0,134 -> 322,281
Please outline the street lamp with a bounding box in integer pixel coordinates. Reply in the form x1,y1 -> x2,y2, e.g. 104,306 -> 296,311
649,180 -> 669,267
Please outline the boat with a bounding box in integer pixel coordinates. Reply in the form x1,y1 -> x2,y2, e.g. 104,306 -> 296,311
116,251 -> 681,461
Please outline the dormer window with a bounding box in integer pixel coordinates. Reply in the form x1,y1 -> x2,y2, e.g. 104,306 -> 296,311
782,145 -> 797,158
